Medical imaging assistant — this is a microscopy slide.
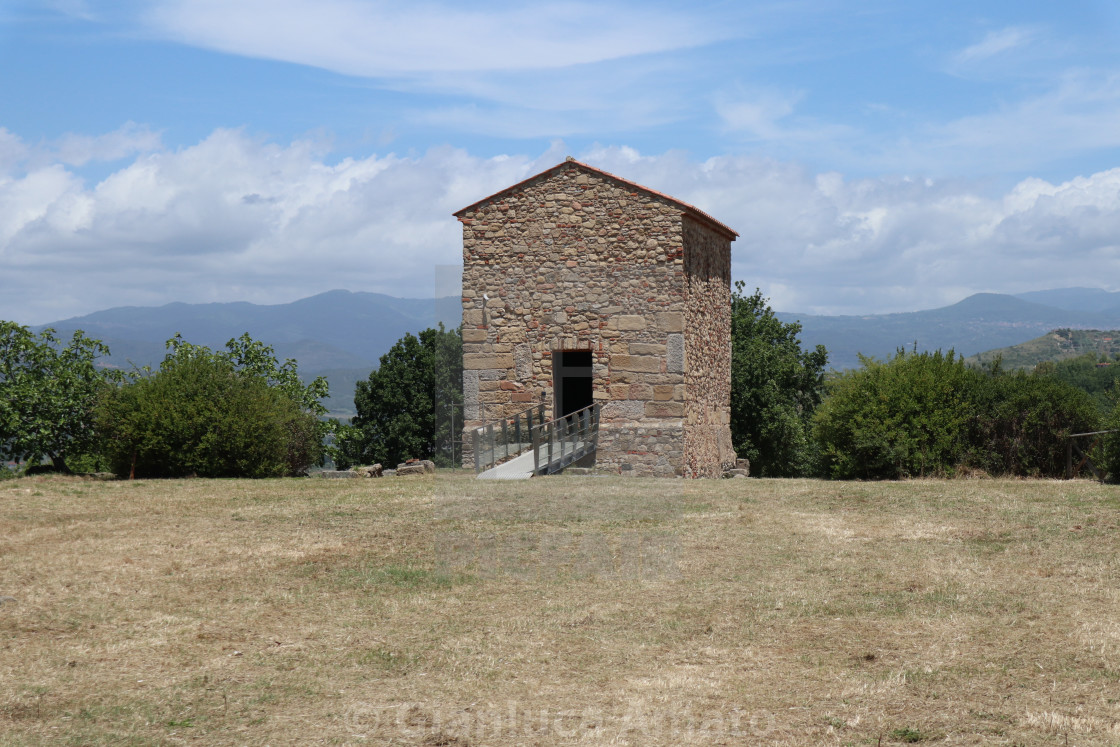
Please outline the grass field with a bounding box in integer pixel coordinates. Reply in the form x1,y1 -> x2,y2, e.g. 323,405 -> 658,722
2,472 -> 1120,745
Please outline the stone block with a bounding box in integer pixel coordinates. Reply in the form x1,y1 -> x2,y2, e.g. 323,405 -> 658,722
628,382 -> 654,400
629,343 -> 666,355
615,315 -> 647,331
464,309 -> 484,326
644,401 -> 684,418
656,312 -> 684,332
463,369 -> 479,403
462,328 -> 488,343
602,400 -> 644,420
512,391 -> 534,402
653,385 -> 676,401
609,383 -> 630,399
464,353 -> 515,370
666,333 -> 685,373
514,343 -> 532,379
611,355 -> 661,373
396,461 -> 433,477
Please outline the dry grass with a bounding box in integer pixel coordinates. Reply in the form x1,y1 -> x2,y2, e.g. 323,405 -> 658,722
2,472 -> 1120,745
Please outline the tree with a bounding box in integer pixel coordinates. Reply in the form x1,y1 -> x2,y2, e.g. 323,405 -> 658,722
94,334 -> 327,478
730,284 -> 828,476
345,325 -> 462,469
813,349 -> 1098,480
0,322 -> 116,472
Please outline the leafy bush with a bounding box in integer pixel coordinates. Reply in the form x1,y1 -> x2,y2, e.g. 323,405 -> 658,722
814,350 -> 1099,479
1097,391 -> 1120,481
814,350 -> 975,479
95,335 -> 326,478
968,371 -> 1098,476
1039,352 -> 1120,416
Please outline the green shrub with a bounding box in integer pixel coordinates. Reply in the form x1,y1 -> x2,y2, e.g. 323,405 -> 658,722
814,350 -> 1100,480
95,336 -> 325,478
968,371 -> 1098,477
1098,390 -> 1120,480
814,350 -> 975,479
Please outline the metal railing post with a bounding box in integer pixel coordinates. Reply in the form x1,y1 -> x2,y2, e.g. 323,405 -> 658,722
547,421 -> 554,472
532,424 -> 541,474
592,404 -> 600,452
559,416 -> 567,466
473,428 -> 481,473
485,423 -> 495,469
584,409 -> 590,455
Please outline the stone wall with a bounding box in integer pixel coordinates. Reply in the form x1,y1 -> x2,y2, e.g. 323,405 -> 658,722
681,217 -> 736,477
459,160 -> 734,476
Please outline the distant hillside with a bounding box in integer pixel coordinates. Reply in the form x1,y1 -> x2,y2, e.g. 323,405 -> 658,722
780,292 -> 1120,370
35,290 -> 460,418
1013,287 -> 1120,314
965,329 -> 1120,370
35,286 -> 1120,404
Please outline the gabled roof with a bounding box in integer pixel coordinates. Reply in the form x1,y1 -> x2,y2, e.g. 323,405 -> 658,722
453,158 -> 738,240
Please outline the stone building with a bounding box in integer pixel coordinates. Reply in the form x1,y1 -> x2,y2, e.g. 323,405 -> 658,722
457,158 -> 737,477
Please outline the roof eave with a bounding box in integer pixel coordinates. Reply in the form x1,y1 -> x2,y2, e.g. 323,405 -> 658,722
453,159 -> 738,241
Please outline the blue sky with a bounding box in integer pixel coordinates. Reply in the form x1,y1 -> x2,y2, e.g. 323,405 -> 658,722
3,0 -> 1120,323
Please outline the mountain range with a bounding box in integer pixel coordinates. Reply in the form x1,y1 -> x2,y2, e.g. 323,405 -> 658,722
34,290 -> 460,417
779,288 -> 1120,370
31,286 -> 1120,414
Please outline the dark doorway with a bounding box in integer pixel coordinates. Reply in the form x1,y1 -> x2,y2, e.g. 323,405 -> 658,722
554,350 -> 593,417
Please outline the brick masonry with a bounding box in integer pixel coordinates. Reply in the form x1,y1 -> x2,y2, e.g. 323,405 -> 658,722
457,159 -> 737,477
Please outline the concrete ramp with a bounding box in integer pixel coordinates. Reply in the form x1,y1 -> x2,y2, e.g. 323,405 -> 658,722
473,404 -> 600,480
476,450 -> 537,480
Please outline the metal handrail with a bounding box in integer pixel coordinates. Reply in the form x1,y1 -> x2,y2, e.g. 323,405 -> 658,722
531,403 -> 600,475
472,403 -> 546,473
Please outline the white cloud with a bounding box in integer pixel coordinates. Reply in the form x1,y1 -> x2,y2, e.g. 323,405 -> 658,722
3,133 -> 1120,324
0,129 -> 559,322
913,71 -> 1120,174
52,122 -> 163,167
952,26 -> 1035,66
142,0 -> 720,75
577,145 -> 1120,314
715,89 -> 801,140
